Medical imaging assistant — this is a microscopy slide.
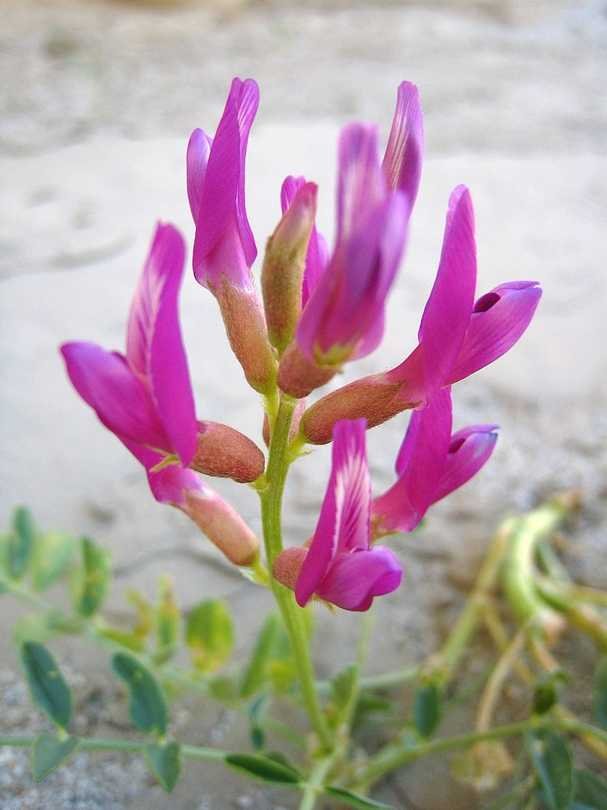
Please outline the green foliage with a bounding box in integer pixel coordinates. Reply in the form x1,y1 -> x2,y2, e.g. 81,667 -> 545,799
31,734 -> 79,782
533,671 -> 568,716
413,682 -> 442,738
593,657 -> 607,729
239,613 -> 292,698
155,577 -> 180,664
329,665 -> 358,727
324,787 -> 393,809
31,532 -> 76,592
145,741 -> 181,792
21,642 -> 72,729
225,752 -> 302,784
111,652 -> 167,736
9,506 -> 36,579
248,694 -> 268,750
573,768 -> 607,809
526,731 -> 574,810
72,537 -> 109,617
185,599 -> 234,673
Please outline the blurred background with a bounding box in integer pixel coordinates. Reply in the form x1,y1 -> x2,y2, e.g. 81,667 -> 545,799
1,1 -> 606,808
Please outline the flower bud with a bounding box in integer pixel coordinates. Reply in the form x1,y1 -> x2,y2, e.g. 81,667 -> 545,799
262,182 -> 318,354
272,546 -> 308,591
183,489 -> 259,566
301,373 -> 413,445
215,277 -> 277,395
278,342 -> 336,399
191,421 -> 265,483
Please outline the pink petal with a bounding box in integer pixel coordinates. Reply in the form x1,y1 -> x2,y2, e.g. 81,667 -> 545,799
193,78 -> 259,288
187,128 -> 212,223
297,126 -> 408,363
391,186 -> 476,399
449,281 -> 542,384
280,175 -> 329,306
433,424 -> 498,502
126,223 -> 198,466
382,81 -> 424,208
125,441 -> 203,506
60,342 -> 168,451
316,546 -> 403,611
295,418 -> 370,606
372,388 -> 452,533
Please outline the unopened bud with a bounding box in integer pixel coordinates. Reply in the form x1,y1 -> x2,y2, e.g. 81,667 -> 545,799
301,373 -> 416,445
183,489 -> 259,566
278,342 -> 336,399
215,277 -> 277,395
272,546 -> 308,591
191,421 -> 265,483
262,183 -> 317,354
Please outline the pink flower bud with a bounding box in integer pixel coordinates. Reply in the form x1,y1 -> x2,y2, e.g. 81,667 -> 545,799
191,421 -> 265,483
262,181 -> 318,353
183,489 -> 259,566
214,277 -> 277,395
278,341 -> 336,399
272,546 -> 308,591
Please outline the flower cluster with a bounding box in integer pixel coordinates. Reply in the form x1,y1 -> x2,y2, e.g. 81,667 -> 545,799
61,77 -> 540,612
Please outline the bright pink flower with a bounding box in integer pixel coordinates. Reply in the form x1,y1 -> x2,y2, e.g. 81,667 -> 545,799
275,419 -> 403,612
187,78 -> 259,291
372,388 -> 497,535
301,186 -> 541,444
61,223 -> 197,466
382,81 -> 424,207
295,124 -> 410,368
388,187 -> 542,402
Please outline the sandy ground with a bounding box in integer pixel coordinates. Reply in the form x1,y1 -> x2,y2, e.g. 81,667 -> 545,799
1,0 -> 606,807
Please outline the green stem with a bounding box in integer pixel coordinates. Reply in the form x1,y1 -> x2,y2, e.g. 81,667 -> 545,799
260,394 -> 332,751
0,735 -> 225,760
299,753 -> 336,810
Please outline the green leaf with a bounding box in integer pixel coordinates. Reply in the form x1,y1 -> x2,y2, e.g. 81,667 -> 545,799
413,682 -> 442,738
31,733 -> 79,782
225,753 -> 301,784
248,695 -> 267,751
73,537 -> 109,617
533,670 -> 568,716
111,652 -> 167,735
240,614 -> 280,698
330,665 -> 358,722
574,769 -> 607,809
324,786 -> 393,809
593,657 -> 607,729
207,675 -> 239,703
21,642 -> 72,728
155,577 -> 180,664
185,599 -> 234,673
526,731 -> 574,810
31,532 -> 76,591
13,613 -> 55,645
9,506 -> 36,579
145,742 -> 181,792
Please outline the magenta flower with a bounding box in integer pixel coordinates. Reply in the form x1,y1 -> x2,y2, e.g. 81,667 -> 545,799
274,419 -> 403,612
382,80 -> 424,206
187,77 -> 259,291
371,388 -> 497,536
61,223 -> 198,467
187,78 -> 276,394
301,186 -> 541,444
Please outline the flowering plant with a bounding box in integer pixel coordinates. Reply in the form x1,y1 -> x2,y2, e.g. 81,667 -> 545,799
2,79 -> 607,809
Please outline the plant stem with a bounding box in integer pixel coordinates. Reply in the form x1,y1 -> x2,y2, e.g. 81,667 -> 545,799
260,394 -> 332,751
0,735 -> 225,760
299,753 -> 337,810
